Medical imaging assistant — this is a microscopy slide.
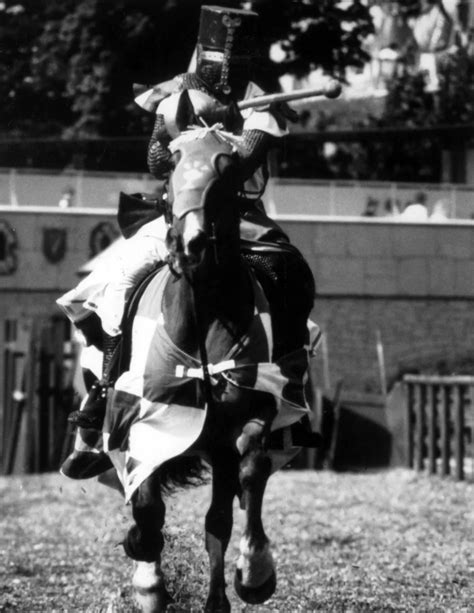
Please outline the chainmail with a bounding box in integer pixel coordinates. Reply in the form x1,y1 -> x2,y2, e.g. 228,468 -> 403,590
147,114 -> 172,179
179,72 -> 216,95
240,129 -> 275,181
147,74 -> 275,182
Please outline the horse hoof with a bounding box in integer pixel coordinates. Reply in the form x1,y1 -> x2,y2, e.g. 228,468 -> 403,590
204,593 -> 231,613
234,567 -> 276,605
134,590 -> 172,613
133,562 -> 173,613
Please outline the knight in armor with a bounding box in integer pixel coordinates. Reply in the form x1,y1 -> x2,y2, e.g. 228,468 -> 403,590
58,5 -> 315,436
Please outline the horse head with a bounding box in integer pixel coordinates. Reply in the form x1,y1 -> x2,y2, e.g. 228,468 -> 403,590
164,91 -> 243,273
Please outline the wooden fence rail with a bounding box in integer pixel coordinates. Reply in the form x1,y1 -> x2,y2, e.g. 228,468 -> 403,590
404,375 -> 474,481
0,316 -> 80,475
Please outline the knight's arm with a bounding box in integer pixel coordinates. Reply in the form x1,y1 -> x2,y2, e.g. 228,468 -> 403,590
234,97 -> 291,180
147,114 -> 173,178
239,129 -> 276,180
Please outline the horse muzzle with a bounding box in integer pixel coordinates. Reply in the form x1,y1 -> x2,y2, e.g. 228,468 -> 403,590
180,209 -> 206,266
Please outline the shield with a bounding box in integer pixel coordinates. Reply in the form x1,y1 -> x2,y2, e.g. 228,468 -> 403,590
0,219 -> 18,275
89,222 -> 120,257
42,227 -> 67,263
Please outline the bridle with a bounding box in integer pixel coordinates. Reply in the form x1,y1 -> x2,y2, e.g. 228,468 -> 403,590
163,127 -> 240,412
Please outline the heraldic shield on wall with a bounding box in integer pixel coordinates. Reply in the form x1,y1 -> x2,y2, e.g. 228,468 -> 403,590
89,221 -> 120,257
0,220 -> 18,275
42,227 -> 67,264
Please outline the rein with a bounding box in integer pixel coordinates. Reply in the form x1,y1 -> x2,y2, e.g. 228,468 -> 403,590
164,125 -> 243,413
185,271 -> 216,414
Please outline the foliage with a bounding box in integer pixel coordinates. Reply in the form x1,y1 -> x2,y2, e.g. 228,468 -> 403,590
250,0 -> 374,83
382,71 -> 435,127
280,43 -> 474,183
0,1 -> 57,136
0,0 -> 374,139
435,48 -> 474,124
380,49 -> 474,128
362,48 -> 474,182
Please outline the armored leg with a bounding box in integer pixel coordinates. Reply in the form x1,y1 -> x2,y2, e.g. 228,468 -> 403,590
68,332 -> 121,431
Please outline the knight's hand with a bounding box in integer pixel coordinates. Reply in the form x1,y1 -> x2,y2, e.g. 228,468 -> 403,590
199,102 -> 244,133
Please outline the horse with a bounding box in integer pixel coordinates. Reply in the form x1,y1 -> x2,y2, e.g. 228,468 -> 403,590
95,110 -> 315,612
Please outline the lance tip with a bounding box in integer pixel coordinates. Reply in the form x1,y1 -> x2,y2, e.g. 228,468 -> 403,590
324,79 -> 342,99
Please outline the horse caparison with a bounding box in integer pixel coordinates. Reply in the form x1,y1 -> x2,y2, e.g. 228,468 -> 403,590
120,110 -> 314,612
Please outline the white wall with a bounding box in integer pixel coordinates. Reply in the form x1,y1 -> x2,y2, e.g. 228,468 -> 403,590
2,169 -> 473,219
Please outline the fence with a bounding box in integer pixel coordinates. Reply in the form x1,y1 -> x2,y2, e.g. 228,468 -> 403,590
404,374 -> 474,481
3,320 -> 474,477
0,316 -> 79,475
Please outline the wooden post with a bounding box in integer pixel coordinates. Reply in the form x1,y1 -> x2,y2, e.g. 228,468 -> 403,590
24,320 -> 40,473
2,320 -> 15,473
5,318 -> 33,474
453,385 -> 465,481
326,379 -> 344,471
51,319 -> 67,469
440,385 -> 451,477
375,329 -> 387,399
414,383 -> 425,472
406,382 -> 414,469
426,384 -> 436,475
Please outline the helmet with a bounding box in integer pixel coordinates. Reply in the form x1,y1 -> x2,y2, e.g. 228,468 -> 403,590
196,5 -> 259,96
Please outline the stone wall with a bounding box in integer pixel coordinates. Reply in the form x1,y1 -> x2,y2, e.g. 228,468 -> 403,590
308,296 -> 474,394
0,207 -> 117,318
279,217 -> 474,394
1,207 -> 473,395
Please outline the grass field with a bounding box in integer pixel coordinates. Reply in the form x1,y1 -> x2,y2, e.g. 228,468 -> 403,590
0,468 -> 473,612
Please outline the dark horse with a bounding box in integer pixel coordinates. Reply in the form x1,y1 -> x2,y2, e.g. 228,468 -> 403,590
108,118 -> 314,612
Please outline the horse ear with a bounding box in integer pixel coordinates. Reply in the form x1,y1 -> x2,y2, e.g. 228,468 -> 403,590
214,153 -> 241,192
175,90 -> 198,132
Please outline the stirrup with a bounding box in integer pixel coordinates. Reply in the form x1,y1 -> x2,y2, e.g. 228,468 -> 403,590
68,410 -> 105,431
61,449 -> 113,479
68,380 -> 109,431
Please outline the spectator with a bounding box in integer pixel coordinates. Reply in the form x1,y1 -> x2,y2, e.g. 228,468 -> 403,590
430,198 -> 450,220
400,191 -> 428,220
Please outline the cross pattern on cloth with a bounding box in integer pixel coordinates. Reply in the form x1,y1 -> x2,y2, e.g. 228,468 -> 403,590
69,267 -> 316,502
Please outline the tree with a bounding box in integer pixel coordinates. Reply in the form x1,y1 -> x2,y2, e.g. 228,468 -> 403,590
250,0 -> 374,85
0,1 -> 68,136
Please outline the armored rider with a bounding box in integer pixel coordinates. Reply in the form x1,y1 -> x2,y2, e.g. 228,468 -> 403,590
58,5 -> 315,434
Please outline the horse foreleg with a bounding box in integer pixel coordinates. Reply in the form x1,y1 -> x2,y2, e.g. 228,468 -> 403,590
235,421 -> 276,605
124,471 -> 172,613
204,450 -> 240,613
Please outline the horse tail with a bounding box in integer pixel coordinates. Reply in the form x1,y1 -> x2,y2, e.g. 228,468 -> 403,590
157,455 -> 209,494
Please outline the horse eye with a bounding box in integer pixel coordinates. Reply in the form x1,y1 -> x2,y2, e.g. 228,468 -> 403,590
215,153 -> 233,176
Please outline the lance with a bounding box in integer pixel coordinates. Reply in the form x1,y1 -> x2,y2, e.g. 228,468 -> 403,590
134,79 -> 342,115
237,79 -> 342,110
